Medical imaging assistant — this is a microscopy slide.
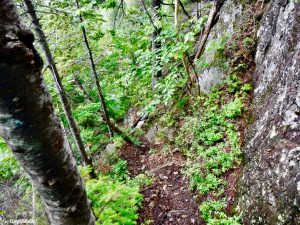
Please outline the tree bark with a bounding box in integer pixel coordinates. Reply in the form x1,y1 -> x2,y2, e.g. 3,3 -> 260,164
151,0 -> 162,89
174,0 -> 179,33
0,1 -> 95,224
73,75 -> 93,103
23,0 -> 96,178
193,1 -> 222,62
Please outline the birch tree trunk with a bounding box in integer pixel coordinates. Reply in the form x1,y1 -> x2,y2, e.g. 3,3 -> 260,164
23,0 -> 95,178
0,1 -> 95,224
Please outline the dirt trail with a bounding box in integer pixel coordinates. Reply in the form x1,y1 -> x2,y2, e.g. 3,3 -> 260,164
120,142 -> 203,225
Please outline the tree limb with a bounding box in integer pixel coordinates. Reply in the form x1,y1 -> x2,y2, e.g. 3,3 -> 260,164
193,1 -> 222,62
140,0 -> 158,31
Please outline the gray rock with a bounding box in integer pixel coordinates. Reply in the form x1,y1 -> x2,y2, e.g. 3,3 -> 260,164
136,120 -> 145,129
124,108 -> 139,128
198,68 -> 225,94
100,143 -> 117,163
145,123 -> 159,144
237,0 -> 300,224
124,107 -> 149,129
194,0 -> 243,93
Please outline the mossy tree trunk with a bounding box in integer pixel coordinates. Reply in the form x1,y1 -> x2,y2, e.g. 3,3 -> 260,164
0,1 -> 95,224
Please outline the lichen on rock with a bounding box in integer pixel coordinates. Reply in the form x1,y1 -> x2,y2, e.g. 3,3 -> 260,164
237,0 -> 300,224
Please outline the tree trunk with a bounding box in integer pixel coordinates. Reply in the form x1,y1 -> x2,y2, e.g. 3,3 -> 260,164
23,0 -> 96,178
0,1 -> 95,224
75,0 -> 134,144
174,0 -> 179,33
73,75 -> 93,103
193,1 -> 222,62
75,0 -> 113,137
151,0 -> 162,89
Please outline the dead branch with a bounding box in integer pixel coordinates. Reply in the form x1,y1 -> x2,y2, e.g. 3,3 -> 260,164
193,1 -> 222,62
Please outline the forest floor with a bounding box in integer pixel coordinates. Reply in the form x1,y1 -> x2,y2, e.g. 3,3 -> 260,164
120,139 -> 203,225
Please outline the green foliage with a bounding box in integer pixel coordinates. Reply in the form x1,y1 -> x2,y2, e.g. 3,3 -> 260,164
241,83 -> 253,92
86,176 -> 143,225
222,98 -> 244,119
109,159 -> 129,181
200,200 -> 241,225
243,37 -> 255,49
175,74 -> 250,222
102,0 -> 117,9
0,138 -> 18,180
112,136 -> 126,149
130,173 -> 154,187
11,0 -> 254,224
78,165 -> 94,182
176,96 -> 189,109
188,168 -> 223,194
195,34 -> 229,71
74,103 -> 100,127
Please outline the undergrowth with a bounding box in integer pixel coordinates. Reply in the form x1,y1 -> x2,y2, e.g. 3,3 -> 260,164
174,74 -> 252,224
79,164 -> 152,225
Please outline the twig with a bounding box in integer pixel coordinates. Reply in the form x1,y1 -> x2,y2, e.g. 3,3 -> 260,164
140,0 -> 158,31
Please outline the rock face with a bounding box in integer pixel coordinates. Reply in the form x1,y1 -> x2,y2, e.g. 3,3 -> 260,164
238,0 -> 300,224
195,0 -> 243,93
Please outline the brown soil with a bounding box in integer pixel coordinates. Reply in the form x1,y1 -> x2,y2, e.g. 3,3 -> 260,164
120,141 -> 203,225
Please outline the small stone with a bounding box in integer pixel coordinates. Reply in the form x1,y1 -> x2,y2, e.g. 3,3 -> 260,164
149,201 -> 155,208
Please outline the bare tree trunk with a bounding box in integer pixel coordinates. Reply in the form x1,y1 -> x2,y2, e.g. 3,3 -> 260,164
32,188 -> 35,225
0,1 -> 95,224
73,75 -> 93,103
174,0 -> 199,94
193,1 -> 222,62
23,0 -> 96,178
75,0 -> 134,144
75,0 -> 113,137
174,0 -> 179,33
140,0 -> 157,30
151,0 -> 162,89
178,0 -> 190,19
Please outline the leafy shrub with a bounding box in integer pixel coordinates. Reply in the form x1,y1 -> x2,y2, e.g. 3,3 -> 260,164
226,74 -> 242,93
191,173 -> 223,194
222,98 -> 243,119
86,176 -> 143,225
0,138 -> 19,180
109,159 -> 129,181
74,103 -> 100,127
175,81 -> 247,222
200,200 -> 241,225
241,83 -> 253,92
243,37 -> 255,49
